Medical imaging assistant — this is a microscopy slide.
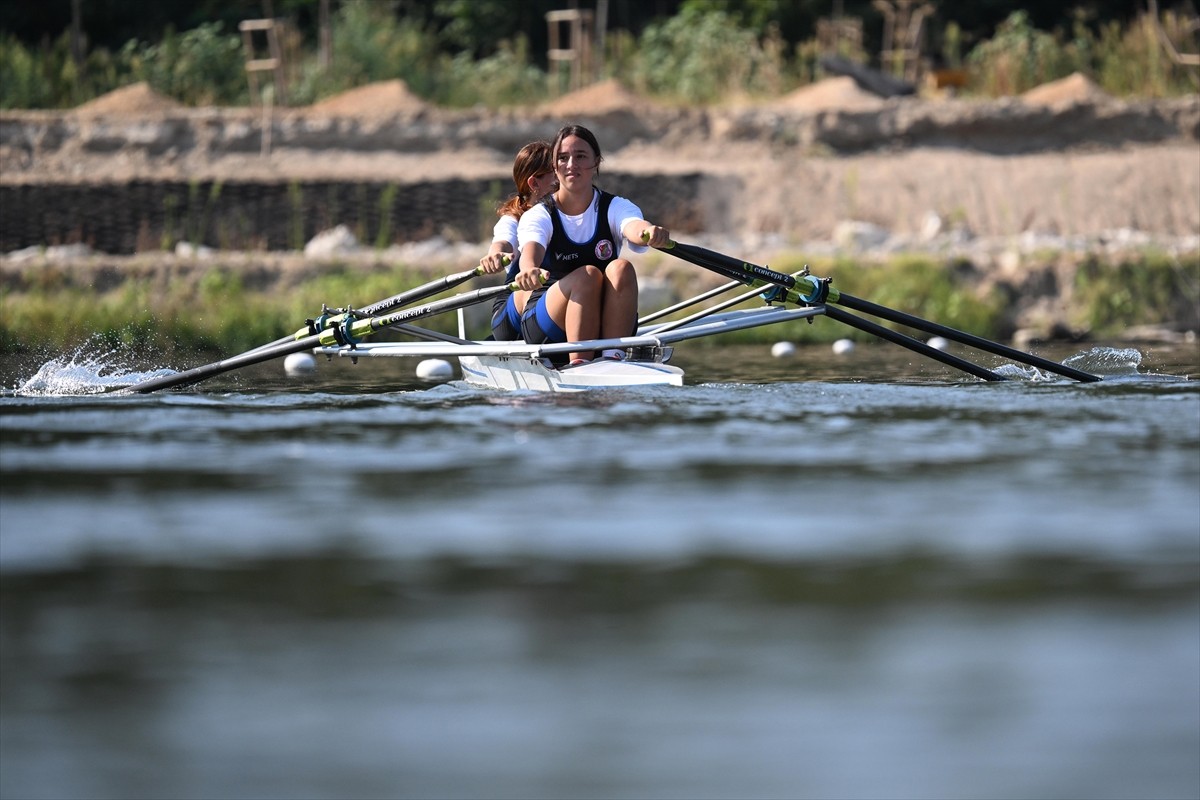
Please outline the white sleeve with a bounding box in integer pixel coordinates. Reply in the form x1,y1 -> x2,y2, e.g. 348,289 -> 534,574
610,195 -> 647,254
517,204 -> 554,251
492,215 -> 519,250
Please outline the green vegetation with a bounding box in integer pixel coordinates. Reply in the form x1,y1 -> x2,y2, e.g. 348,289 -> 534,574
1071,251 -> 1200,337
0,261 -> 461,357
2,3 -> 1195,109
966,8 -> 1199,97
620,7 -> 790,104
7,251 -> 1192,357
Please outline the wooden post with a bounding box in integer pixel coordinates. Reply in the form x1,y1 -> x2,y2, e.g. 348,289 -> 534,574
546,9 -> 594,93
872,0 -> 933,83
239,19 -> 287,157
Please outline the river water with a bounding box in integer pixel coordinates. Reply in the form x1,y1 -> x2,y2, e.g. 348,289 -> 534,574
1,341 -> 1198,800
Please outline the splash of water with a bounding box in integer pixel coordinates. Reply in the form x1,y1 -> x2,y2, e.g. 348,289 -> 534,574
993,362 -> 1056,381
15,344 -> 177,396
990,346 -> 1146,382
1064,346 -> 1144,377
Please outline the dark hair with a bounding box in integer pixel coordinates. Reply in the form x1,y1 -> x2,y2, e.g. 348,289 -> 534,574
552,124 -> 603,174
496,140 -> 554,218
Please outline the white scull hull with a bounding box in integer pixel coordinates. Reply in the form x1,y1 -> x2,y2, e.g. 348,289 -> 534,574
458,354 -> 684,392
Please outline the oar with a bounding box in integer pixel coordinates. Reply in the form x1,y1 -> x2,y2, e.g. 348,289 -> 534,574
119,279 -> 523,394
650,237 -> 830,305
833,293 -> 1101,382
641,252 -> 1003,378
822,306 -> 1005,381
651,236 -> 1101,382
245,263 -> 500,356
359,263 -> 494,317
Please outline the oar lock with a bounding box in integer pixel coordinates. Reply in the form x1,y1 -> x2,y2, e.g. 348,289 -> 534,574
758,264 -> 833,307
306,304 -> 365,347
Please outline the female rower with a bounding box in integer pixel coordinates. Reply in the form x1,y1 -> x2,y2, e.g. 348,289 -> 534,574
479,140 -> 557,340
513,124 -> 670,365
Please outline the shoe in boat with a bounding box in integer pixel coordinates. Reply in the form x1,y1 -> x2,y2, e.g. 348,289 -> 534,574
563,358 -> 591,369
600,349 -> 627,361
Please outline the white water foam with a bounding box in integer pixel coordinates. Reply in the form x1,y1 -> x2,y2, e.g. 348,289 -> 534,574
989,346 -> 1148,382
15,344 -> 177,396
1064,346 -> 1145,376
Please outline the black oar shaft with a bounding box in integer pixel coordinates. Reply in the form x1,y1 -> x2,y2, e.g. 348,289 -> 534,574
122,282 -> 514,394
823,306 -> 1006,382
243,267 -> 487,356
360,267 -> 482,317
836,293 -> 1101,382
656,237 -> 1100,383
664,240 -> 800,291
374,283 -> 511,330
126,335 -> 325,393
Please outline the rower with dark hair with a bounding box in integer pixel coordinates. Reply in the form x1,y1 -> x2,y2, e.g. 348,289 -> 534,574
512,124 -> 671,366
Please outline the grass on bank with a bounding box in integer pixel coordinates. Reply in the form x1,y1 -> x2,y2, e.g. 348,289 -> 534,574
0,262 -> 457,358
2,251 -> 1195,360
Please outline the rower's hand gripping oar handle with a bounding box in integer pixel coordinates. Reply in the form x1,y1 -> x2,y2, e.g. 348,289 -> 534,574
477,253 -> 513,273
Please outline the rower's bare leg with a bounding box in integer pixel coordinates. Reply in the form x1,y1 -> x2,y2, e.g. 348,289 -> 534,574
600,259 -> 638,340
544,266 -> 603,361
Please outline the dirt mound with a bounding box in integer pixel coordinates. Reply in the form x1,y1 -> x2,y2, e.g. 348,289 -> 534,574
773,76 -> 885,112
540,78 -> 653,116
73,82 -> 183,115
307,79 -> 428,117
1021,72 -> 1111,107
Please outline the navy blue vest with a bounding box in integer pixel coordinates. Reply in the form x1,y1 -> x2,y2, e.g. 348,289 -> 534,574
540,190 -> 618,281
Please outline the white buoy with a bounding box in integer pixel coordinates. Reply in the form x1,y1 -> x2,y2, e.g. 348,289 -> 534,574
832,338 -> 856,355
771,341 -> 797,358
416,358 -> 454,381
927,336 -> 950,351
284,352 -> 317,376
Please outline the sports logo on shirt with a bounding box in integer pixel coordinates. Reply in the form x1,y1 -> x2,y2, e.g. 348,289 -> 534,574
595,239 -> 614,260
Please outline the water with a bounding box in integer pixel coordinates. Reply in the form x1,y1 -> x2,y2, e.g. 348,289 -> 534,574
2,342 -> 1198,800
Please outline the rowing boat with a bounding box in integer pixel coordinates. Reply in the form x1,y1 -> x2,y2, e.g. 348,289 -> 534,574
311,304 -> 827,391
118,238 -> 1101,394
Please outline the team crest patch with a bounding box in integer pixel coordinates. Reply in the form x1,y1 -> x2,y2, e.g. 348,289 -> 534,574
595,239 -> 614,260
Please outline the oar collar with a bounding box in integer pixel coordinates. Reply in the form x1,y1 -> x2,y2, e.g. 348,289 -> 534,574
797,275 -> 833,304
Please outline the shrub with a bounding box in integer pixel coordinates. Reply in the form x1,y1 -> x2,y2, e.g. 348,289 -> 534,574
124,22 -> 247,106
1072,252 -> 1200,335
620,8 -> 793,104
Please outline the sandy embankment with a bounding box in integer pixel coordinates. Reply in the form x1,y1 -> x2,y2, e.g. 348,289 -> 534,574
2,75 -> 1198,339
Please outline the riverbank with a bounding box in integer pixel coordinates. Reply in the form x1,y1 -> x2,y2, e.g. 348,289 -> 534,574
2,244 -> 1195,360
2,77 -> 1197,352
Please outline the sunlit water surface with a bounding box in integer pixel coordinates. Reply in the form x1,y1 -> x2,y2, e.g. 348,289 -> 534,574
2,342 -> 1198,799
